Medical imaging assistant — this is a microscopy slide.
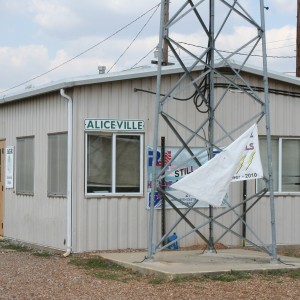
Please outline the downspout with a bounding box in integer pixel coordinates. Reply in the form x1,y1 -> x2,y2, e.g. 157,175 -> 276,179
60,89 -> 73,257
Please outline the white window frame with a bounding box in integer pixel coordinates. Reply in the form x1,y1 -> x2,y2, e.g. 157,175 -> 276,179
85,132 -> 144,197
258,137 -> 300,195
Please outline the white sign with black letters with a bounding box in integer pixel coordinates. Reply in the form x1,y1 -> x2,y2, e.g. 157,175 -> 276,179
5,146 -> 14,189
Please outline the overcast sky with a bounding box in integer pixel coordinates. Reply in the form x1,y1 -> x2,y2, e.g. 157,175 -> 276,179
0,0 -> 297,95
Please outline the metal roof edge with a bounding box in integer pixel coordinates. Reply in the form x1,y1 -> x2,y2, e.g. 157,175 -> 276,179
1,62 -> 300,104
222,61 -> 300,86
0,65 -> 189,104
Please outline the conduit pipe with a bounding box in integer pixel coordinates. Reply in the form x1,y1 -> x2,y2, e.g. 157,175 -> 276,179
60,89 -> 73,257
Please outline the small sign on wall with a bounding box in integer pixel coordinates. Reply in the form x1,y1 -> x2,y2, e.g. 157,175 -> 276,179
5,146 -> 14,189
85,119 -> 144,132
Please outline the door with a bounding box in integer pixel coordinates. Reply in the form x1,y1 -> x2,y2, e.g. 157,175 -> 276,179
0,141 -> 4,236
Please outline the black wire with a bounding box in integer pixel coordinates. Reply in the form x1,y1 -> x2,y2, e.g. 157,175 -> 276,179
0,3 -> 161,95
277,257 -> 295,266
178,41 -> 296,59
134,88 -> 195,101
135,83 -> 300,100
132,256 -> 147,263
130,46 -> 157,69
107,4 -> 160,73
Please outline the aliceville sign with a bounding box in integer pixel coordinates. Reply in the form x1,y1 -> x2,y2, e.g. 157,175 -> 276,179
85,119 -> 144,132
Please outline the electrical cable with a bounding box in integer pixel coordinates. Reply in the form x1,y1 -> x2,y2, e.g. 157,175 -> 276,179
178,41 -> 296,59
277,257 -> 295,266
107,4 -> 160,73
134,88 -> 195,101
130,46 -> 157,69
0,2 -> 161,95
132,256 -> 148,263
134,81 -> 300,114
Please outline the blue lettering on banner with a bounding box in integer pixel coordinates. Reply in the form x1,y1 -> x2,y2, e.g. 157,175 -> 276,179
147,150 -> 161,167
147,146 -> 229,209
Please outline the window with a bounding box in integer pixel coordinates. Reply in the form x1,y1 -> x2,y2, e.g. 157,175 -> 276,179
86,133 -> 143,195
258,137 -> 300,193
48,133 -> 67,196
16,137 -> 34,194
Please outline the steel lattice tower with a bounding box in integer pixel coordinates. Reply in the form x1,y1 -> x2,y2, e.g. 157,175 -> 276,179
147,0 -> 277,262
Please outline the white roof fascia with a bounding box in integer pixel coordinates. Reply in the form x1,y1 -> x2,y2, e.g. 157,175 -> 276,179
1,62 -> 300,105
0,65 -> 188,104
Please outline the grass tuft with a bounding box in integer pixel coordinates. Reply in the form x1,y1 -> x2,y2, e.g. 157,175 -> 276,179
32,251 -> 52,258
70,256 -> 139,282
2,244 -> 31,252
288,271 -> 300,279
209,270 -> 252,282
148,277 -> 166,285
263,269 -> 287,277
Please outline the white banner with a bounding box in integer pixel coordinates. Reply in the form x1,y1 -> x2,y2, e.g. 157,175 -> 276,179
232,124 -> 263,181
171,124 -> 261,207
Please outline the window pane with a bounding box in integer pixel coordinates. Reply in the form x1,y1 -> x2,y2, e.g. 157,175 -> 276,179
87,135 -> 112,193
257,138 -> 278,192
282,140 -> 300,192
48,134 -> 67,196
116,135 -> 140,193
16,137 -> 34,194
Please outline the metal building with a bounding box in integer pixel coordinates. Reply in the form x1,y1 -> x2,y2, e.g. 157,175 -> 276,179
1,63 -> 300,253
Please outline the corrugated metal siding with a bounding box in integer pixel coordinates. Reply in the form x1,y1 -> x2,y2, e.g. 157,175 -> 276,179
71,74 -> 252,252
0,93 -> 68,250
72,79 -> 154,252
2,70 -> 300,252
71,73 -> 300,251
247,195 -> 300,245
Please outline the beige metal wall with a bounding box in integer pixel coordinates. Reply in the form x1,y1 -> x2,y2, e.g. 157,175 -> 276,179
1,71 -> 300,252
69,72 -> 296,252
0,93 -> 68,250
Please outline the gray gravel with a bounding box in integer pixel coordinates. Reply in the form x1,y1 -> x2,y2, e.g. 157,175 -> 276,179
1,247 -> 300,299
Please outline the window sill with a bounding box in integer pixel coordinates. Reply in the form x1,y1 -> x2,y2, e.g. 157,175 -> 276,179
47,194 -> 67,198
85,193 -> 144,198
16,192 -> 34,196
261,192 -> 300,197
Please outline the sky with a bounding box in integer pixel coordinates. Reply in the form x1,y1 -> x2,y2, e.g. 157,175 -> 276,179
0,0 -> 297,95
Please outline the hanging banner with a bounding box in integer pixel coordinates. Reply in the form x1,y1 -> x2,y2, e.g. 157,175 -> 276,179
5,146 -> 14,189
147,146 -> 229,209
232,124 -> 263,181
171,124 -> 262,207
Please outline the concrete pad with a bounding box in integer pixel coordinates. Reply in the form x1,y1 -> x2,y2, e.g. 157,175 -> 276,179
99,249 -> 300,279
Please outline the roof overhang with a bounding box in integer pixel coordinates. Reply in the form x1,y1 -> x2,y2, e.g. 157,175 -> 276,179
1,61 -> 300,105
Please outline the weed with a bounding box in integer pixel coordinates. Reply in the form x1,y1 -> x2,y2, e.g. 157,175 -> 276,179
70,256 -> 139,283
71,256 -> 125,271
210,273 -> 237,282
263,269 -> 287,277
148,277 -> 166,285
171,275 -> 205,284
32,251 -> 52,258
93,271 -> 120,281
288,271 -> 300,279
209,271 -> 252,282
2,244 -> 30,252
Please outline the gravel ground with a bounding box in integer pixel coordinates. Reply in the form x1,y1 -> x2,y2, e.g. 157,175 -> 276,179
1,241 -> 300,300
